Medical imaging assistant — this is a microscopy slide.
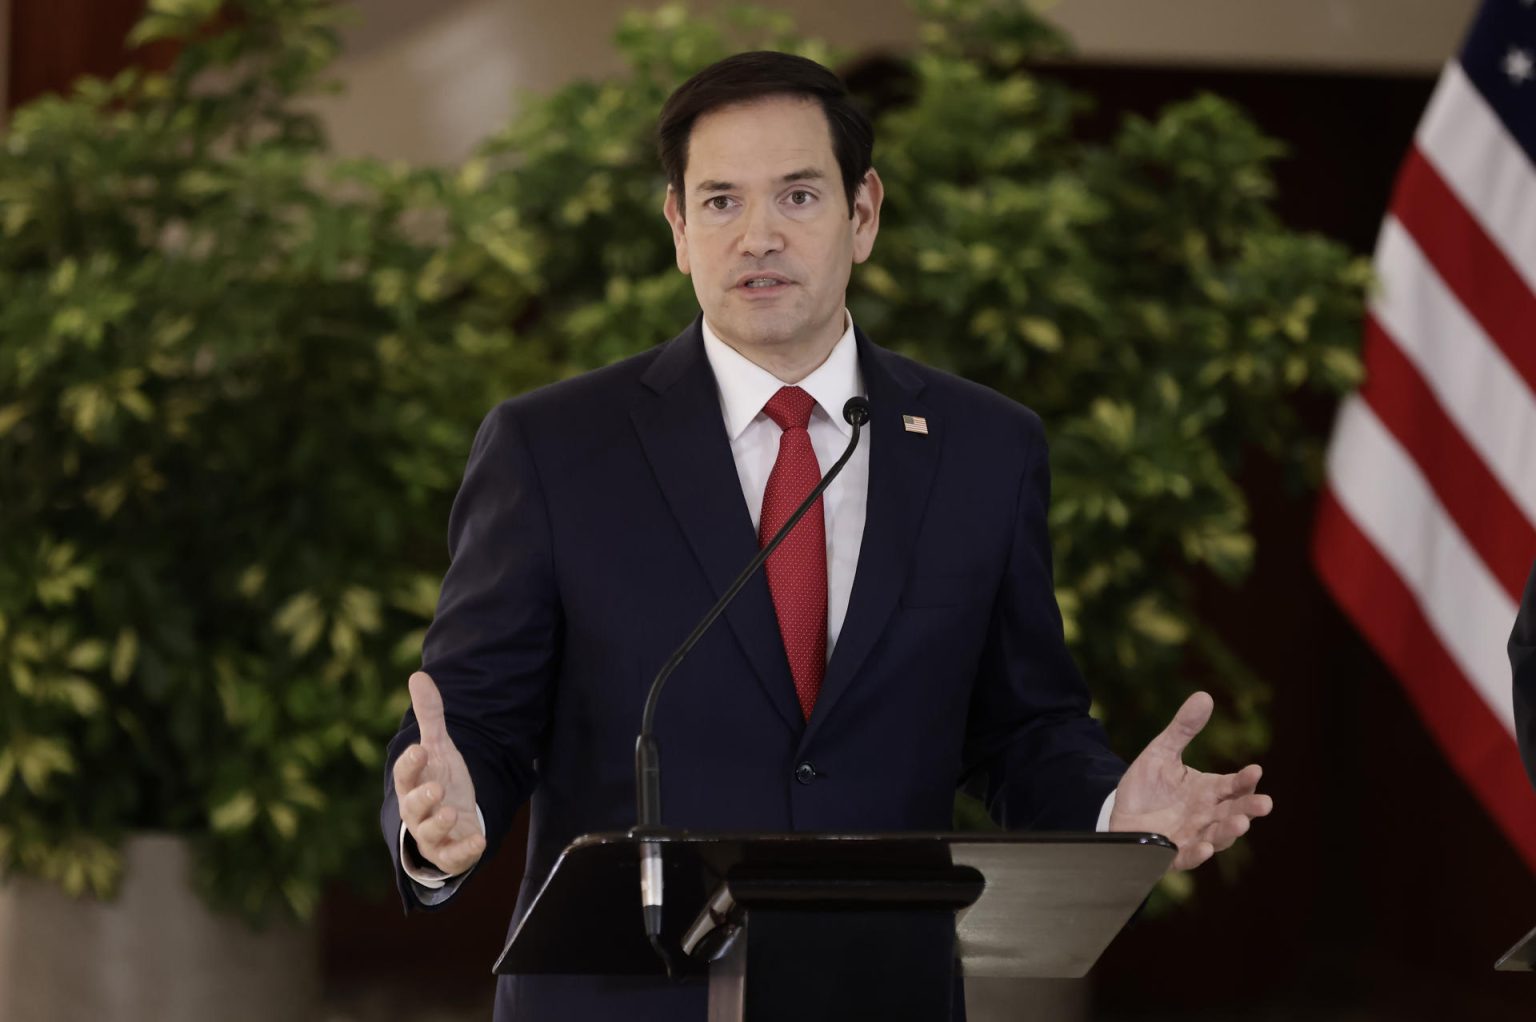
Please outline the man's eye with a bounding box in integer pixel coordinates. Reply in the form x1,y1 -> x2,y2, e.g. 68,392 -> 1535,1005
788,190 -> 814,205
707,196 -> 731,211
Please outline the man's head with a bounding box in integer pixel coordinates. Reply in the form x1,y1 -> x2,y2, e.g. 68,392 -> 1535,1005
658,51 -> 875,221
657,51 -> 883,377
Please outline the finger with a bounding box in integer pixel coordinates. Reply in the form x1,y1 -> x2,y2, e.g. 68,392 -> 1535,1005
1152,691 -> 1214,759
399,780 -> 443,829
409,671 -> 449,748
430,830 -> 488,876
1209,792 -> 1272,820
1201,813 -> 1251,853
1173,839 -> 1214,871
392,745 -> 426,801
1218,763 -> 1263,800
1235,792 -> 1273,818
413,804 -> 459,847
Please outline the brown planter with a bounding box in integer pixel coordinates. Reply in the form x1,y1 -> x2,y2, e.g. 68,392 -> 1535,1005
0,833 -> 318,1022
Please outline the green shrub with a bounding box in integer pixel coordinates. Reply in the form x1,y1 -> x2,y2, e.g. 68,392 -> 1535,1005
0,0 -> 1364,919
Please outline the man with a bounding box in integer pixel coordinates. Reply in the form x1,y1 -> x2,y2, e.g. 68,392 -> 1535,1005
1513,559 -> 1536,788
381,51 -> 1272,1020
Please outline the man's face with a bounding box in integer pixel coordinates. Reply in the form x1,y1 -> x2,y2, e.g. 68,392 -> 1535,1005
663,95 -> 881,362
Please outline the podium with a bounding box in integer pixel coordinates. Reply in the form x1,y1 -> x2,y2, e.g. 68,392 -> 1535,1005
494,831 -> 1175,1021
1496,925 -> 1536,971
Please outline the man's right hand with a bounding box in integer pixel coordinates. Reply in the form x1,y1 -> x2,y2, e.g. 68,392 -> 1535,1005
393,671 -> 486,875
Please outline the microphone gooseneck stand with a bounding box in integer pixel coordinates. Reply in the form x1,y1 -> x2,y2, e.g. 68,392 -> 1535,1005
631,396 -> 871,974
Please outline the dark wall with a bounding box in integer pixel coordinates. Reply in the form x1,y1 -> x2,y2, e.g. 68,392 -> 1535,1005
6,0 -> 159,110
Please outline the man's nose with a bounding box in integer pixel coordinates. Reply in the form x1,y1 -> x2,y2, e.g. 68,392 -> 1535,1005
736,200 -> 784,258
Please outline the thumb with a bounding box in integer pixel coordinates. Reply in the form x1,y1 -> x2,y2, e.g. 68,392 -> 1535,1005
1152,690 -> 1214,759
409,671 -> 449,747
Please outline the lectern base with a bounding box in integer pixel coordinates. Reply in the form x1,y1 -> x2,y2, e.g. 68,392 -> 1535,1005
709,908 -> 957,1022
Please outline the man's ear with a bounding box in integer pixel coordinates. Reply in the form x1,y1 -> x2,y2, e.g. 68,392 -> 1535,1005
850,168 -> 884,265
663,186 -> 691,275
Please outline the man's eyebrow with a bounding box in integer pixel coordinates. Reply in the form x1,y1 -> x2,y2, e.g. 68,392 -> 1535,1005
780,168 -> 825,184
692,168 -> 827,194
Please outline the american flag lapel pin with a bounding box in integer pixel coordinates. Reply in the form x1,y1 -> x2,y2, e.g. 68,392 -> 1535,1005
902,414 -> 929,435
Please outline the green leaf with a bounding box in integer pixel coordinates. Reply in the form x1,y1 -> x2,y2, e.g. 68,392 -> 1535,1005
267,803 -> 299,840
282,877 -> 319,919
111,629 -> 139,684
238,566 -> 267,599
210,791 -> 259,833
340,587 -> 382,633
0,403 -> 29,437
1128,595 -> 1190,646
66,640 -> 109,671
273,591 -> 321,635
46,675 -> 103,715
349,734 -> 380,766
11,661 -> 36,696
15,737 -> 74,792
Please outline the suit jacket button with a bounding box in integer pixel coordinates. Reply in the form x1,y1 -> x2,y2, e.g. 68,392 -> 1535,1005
794,762 -> 818,785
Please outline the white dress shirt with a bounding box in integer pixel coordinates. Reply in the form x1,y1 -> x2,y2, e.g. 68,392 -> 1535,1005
700,311 -> 868,655
401,310 -> 1111,897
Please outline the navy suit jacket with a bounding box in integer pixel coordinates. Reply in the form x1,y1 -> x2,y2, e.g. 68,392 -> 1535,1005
380,318 -> 1126,1020
1513,559 -> 1536,788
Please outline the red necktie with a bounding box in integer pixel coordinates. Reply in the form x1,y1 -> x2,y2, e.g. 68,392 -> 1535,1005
759,386 -> 827,721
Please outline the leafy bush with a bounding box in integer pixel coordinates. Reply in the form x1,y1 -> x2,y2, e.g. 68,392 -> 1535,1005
0,0 -> 1363,919
0,0 -> 537,917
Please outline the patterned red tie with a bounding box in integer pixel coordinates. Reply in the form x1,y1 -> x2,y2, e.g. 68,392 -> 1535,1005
759,386 -> 827,721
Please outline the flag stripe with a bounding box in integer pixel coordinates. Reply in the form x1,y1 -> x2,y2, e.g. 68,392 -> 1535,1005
1324,395 -> 1516,729
1313,488 -> 1536,875
1371,216 -> 1536,526
1416,62 -> 1536,294
1359,315 -> 1536,600
1391,146 -> 1536,395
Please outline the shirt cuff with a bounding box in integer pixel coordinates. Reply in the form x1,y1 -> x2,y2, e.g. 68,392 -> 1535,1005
1095,789 -> 1117,833
399,804 -> 486,889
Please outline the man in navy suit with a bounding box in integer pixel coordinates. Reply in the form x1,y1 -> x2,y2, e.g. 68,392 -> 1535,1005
1513,560 -> 1536,788
381,51 -> 1272,1020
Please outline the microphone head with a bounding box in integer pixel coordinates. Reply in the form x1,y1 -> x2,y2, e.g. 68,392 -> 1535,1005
843,396 -> 871,427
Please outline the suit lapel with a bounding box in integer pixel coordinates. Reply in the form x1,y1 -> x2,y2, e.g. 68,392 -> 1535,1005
630,320 -> 805,737
802,329 -> 940,749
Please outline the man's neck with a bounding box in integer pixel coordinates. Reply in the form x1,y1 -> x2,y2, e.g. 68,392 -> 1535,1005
708,314 -> 847,384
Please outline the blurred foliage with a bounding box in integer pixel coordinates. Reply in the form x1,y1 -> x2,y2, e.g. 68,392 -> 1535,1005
0,0 -> 546,919
0,0 -> 1365,920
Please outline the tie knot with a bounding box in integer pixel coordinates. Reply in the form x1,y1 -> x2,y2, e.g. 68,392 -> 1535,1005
763,386 -> 817,431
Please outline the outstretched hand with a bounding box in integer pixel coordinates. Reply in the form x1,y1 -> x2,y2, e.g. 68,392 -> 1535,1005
1107,691 -> 1273,871
392,671 -> 486,875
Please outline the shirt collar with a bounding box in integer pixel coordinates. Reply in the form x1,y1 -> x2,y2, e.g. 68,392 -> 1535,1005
701,310 -> 862,441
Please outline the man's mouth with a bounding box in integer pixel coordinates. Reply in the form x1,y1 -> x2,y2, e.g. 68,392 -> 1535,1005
735,273 -> 792,290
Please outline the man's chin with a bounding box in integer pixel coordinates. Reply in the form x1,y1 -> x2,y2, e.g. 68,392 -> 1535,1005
710,312 -> 802,351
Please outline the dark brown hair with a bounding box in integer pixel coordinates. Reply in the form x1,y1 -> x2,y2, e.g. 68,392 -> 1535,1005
656,51 -> 874,220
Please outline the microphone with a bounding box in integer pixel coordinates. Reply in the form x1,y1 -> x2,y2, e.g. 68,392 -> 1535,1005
632,395 -> 871,964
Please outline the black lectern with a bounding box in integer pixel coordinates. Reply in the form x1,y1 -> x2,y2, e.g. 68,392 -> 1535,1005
494,831 -> 1174,1020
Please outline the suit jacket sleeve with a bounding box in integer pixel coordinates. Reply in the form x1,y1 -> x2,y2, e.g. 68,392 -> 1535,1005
1512,559 -> 1536,789
962,412 -> 1126,831
379,401 -> 562,910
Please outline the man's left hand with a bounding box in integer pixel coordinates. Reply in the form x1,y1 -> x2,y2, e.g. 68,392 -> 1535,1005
1107,691 -> 1273,870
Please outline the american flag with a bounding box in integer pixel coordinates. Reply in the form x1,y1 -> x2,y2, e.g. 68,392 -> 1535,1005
1314,0 -> 1536,872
